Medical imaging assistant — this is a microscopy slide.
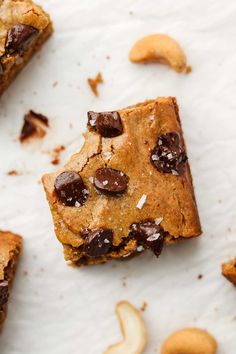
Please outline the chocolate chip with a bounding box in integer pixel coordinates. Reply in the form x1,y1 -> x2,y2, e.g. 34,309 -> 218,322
151,132 -> 187,175
130,220 -> 166,257
0,61 -> 3,75
5,24 -> 39,55
54,171 -> 89,206
87,111 -> 123,137
19,110 -> 49,142
94,167 -> 128,195
82,228 -> 113,257
0,281 -> 9,311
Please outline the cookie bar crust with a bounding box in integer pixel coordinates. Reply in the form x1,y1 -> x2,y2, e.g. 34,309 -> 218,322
0,230 -> 22,329
222,258 -> 236,287
42,97 -> 201,266
0,0 -> 53,95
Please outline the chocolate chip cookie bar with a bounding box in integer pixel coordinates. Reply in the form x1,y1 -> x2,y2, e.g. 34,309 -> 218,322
0,0 -> 53,96
0,230 -> 22,329
42,97 -> 201,266
222,258 -> 236,287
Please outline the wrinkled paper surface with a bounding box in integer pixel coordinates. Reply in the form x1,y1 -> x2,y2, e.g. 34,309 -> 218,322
0,0 -> 235,353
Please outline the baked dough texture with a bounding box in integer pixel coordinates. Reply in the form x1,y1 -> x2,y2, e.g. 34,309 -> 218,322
0,0 -> 53,95
43,98 -> 201,266
0,230 -> 22,329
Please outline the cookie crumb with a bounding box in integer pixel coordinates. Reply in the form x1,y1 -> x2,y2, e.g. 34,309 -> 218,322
7,170 -> 22,176
106,55 -> 110,60
185,65 -> 192,74
140,302 -> 147,312
51,145 -> 65,165
52,81 -> 58,87
198,274 -> 203,280
19,110 -> 49,143
87,72 -> 103,96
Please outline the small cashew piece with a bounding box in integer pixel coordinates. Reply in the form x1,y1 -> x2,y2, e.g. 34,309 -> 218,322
129,34 -> 189,73
104,301 -> 147,354
161,327 -> 217,354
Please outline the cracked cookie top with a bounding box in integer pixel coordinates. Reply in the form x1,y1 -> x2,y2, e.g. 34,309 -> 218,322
42,97 -> 201,257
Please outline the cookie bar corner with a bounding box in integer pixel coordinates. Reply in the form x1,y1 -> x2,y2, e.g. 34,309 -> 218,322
0,230 -> 23,329
0,0 -> 53,95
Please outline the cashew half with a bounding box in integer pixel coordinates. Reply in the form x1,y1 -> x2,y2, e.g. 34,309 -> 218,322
161,328 -> 217,354
129,34 -> 189,73
104,301 -> 147,354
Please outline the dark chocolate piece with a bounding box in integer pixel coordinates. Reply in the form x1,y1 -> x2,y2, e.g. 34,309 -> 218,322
82,228 -> 113,257
130,220 -> 166,257
87,111 -> 123,137
20,110 -> 49,142
94,167 -> 128,195
0,61 -> 3,75
0,281 -> 9,311
54,171 -> 88,207
5,24 -> 39,56
151,132 -> 187,175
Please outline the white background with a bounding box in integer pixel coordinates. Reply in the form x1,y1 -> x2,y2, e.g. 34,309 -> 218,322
0,0 -> 236,353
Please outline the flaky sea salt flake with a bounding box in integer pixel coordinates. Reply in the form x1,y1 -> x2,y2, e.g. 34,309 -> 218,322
136,194 -> 147,209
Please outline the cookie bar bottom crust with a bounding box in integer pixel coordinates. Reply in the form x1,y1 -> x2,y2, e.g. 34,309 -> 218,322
0,231 -> 22,330
222,258 -> 236,286
0,22 -> 53,96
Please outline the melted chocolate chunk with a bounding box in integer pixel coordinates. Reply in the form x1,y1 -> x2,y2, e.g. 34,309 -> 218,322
5,24 -> 39,55
54,171 -> 88,207
130,220 -> 166,257
87,111 -> 123,137
151,132 -> 187,175
0,281 -> 9,311
19,110 -> 49,142
82,228 -> 113,257
0,61 -> 3,75
94,167 -> 128,195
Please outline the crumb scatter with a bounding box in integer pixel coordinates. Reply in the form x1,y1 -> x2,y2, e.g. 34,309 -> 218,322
87,72 -> 103,96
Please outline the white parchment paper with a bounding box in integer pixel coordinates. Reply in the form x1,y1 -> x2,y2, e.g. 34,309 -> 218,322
0,0 -> 236,353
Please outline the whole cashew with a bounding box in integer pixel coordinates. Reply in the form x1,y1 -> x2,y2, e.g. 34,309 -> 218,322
104,301 -> 147,354
129,34 -> 189,73
161,327 -> 217,354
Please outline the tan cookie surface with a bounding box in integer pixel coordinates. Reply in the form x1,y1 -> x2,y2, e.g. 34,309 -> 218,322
43,97 -> 201,265
0,230 -> 22,281
0,230 -> 22,329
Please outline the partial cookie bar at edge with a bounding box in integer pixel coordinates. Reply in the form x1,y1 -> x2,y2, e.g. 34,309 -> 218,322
222,258 -> 236,287
0,230 -> 22,330
0,0 -> 53,96
42,97 -> 201,266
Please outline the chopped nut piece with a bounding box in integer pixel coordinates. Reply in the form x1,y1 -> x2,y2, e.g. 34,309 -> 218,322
104,301 -> 147,354
129,34 -> 189,73
161,328 -> 217,354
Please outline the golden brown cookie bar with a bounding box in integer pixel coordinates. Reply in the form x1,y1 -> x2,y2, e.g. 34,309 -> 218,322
222,258 -> 236,287
42,97 -> 201,266
0,0 -> 53,95
0,230 -> 22,330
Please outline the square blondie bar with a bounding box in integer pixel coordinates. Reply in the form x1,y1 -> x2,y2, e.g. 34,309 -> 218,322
42,98 -> 201,266
0,230 -> 22,329
0,0 -> 53,95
